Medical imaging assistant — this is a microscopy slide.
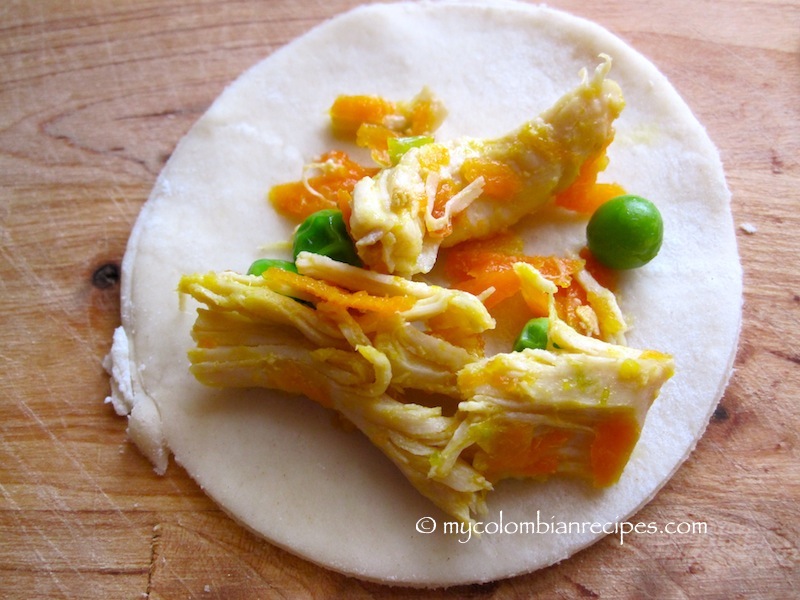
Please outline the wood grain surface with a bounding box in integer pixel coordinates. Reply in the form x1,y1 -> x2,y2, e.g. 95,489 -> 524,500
1,1 -> 798,598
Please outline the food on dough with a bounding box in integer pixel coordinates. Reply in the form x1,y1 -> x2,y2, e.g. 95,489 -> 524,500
178,249 -> 673,522
347,57 -> 624,276
104,0 -> 741,587
330,86 -> 447,166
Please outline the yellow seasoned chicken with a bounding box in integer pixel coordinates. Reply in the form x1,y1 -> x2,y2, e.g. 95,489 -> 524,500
176,55 -> 675,524
179,253 -> 496,523
436,264 -> 674,489
179,256 -> 673,524
348,56 -> 625,276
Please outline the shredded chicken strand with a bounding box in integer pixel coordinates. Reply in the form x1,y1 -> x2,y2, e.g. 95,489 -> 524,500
179,256 -> 672,523
348,56 -> 625,276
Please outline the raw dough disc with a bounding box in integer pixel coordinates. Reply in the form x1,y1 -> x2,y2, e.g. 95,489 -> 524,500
109,0 -> 741,587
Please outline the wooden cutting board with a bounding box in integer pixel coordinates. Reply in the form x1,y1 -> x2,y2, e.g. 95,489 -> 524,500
2,1 -> 798,597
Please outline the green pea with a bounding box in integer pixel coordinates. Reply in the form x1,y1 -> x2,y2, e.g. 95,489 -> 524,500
513,317 -> 550,352
247,258 -> 298,277
586,195 -> 663,270
293,209 -> 362,267
387,135 -> 434,165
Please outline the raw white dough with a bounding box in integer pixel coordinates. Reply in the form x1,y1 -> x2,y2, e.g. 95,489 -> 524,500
107,0 -> 741,586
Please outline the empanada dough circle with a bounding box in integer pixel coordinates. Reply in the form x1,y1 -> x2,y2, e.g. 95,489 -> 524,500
113,0 -> 741,587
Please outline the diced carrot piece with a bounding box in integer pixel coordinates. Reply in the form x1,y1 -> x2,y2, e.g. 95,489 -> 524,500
269,151 -> 378,221
474,423 -> 571,482
408,99 -> 438,135
528,256 -> 582,288
268,180 -> 333,220
444,235 -> 585,318
355,123 -> 397,152
453,268 -> 521,309
441,234 -> 522,281
461,157 -> 523,200
329,95 -> 395,137
474,412 -> 640,486
590,412 -> 640,486
554,279 -> 591,335
555,148 -> 626,214
264,268 -> 415,315
557,181 -> 627,214
446,250 -> 580,288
